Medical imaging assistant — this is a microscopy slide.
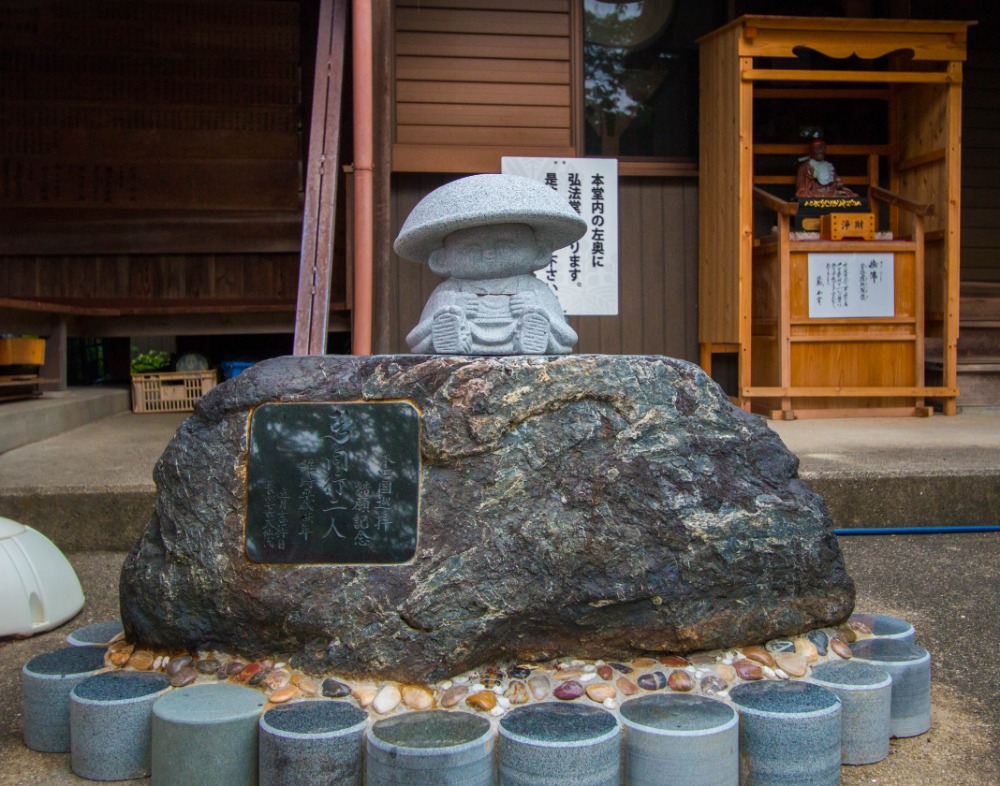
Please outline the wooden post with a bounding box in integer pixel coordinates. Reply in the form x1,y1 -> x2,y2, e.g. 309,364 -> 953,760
942,61 -> 964,415
294,0 -> 348,356
351,0 -> 375,356
777,211 -> 792,416
371,0 -> 394,355
738,54 -> 754,412
41,315 -> 68,391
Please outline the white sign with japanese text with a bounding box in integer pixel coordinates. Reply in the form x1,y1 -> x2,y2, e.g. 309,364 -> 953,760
501,156 -> 619,315
807,253 -> 894,318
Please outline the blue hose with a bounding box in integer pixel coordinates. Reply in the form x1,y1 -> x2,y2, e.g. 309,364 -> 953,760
835,525 -> 1000,535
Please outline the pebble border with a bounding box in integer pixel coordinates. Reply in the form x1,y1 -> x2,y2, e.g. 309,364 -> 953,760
19,614 -> 927,782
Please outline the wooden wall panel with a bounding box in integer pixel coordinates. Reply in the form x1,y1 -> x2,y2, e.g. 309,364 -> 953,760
698,23 -> 743,345
397,104 -> 569,128
396,56 -> 569,84
396,7 -> 568,37
384,173 -> 699,361
393,0 -> 575,173
0,1 -> 300,51
396,125 -> 571,147
898,83 -> 949,236
0,0 -> 303,252
396,32 -> 570,60
925,239 -> 947,325
397,0 -> 567,10
0,255 -> 300,302
397,82 -> 570,106
0,0 -> 313,352
960,5 -> 1000,282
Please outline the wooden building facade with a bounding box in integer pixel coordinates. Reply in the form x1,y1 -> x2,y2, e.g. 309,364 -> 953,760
1,0 -> 997,391
377,0 -> 716,359
0,0 -> 344,387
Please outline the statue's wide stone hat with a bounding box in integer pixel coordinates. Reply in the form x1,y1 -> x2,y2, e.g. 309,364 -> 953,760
394,174 -> 587,264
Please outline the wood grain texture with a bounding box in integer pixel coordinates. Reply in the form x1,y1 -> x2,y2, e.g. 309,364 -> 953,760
392,0 -> 573,173
0,0 -> 310,349
396,32 -> 569,59
396,56 -> 569,84
397,103 -> 569,128
699,16 -> 968,415
396,8 -> 567,37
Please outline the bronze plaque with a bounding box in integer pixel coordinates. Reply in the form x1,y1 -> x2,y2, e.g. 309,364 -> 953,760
246,402 -> 420,564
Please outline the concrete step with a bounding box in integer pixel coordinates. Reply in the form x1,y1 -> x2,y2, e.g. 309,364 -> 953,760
926,355 -> 1000,409
770,414 -> 1000,528
957,283 -> 1000,357
927,278 -> 1000,408
956,322 -> 1000,357
0,387 -> 131,454
0,411 -> 185,552
809,474 -> 1000,528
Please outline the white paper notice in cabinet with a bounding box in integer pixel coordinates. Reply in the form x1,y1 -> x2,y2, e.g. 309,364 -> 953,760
808,253 -> 894,319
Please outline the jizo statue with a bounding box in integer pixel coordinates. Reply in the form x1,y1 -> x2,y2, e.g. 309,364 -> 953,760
394,175 -> 587,355
795,138 -> 858,198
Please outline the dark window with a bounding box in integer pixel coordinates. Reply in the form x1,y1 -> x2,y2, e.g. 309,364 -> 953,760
583,0 -> 722,159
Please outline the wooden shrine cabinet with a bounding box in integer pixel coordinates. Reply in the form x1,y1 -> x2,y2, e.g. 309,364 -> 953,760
697,16 -> 973,418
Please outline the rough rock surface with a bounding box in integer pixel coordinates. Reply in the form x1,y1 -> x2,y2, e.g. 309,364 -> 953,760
120,355 -> 854,681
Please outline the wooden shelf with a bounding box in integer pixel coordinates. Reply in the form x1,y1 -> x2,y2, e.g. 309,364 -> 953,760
0,375 -> 58,404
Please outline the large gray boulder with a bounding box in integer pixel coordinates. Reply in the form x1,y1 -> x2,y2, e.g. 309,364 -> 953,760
120,355 -> 854,682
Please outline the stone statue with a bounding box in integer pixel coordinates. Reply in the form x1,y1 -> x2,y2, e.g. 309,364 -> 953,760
394,174 -> 587,355
795,138 -> 858,198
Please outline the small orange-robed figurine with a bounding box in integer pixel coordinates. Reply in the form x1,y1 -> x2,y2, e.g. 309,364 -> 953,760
795,138 -> 858,198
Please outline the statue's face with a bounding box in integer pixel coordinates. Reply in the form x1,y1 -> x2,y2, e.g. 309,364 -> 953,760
429,224 -> 547,279
810,141 -> 826,160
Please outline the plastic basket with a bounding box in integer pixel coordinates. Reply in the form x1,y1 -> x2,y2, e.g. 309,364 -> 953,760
131,370 -> 217,414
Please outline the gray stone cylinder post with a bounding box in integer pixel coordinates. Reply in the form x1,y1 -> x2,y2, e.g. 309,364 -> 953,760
21,646 -> 107,752
498,702 -> 621,786
851,613 -> 916,644
66,619 -> 125,647
730,680 -> 842,786
259,700 -> 368,786
70,670 -> 172,780
810,660 -> 893,764
851,638 -> 931,737
151,683 -> 265,786
366,710 -> 495,786
620,693 -> 738,786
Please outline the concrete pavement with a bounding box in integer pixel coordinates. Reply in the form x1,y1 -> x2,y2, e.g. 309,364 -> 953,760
771,411 -> 1000,478
0,388 -> 129,455
0,411 -> 184,552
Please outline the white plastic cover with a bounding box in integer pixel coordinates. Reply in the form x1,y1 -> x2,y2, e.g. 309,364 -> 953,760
0,516 -> 85,637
